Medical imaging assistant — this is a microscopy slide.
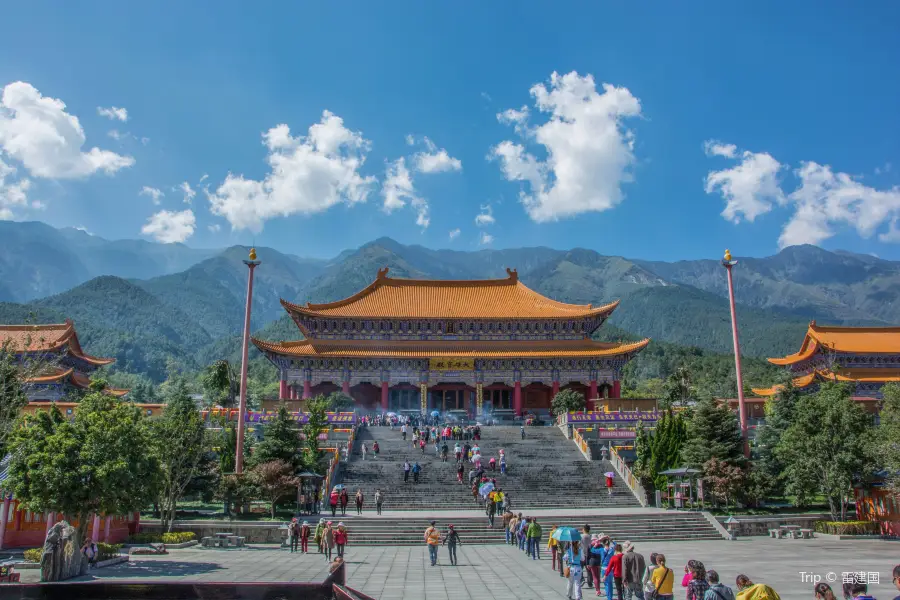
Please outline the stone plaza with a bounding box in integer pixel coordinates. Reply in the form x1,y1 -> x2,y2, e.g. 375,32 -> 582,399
19,537 -> 900,599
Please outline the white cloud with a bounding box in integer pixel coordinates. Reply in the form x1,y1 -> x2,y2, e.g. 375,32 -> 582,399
208,223 -> 221,233
381,157 -> 429,229
0,158 -> 30,219
479,232 -> 494,245
108,129 -> 125,141
449,228 -> 461,240
139,185 -> 164,205
141,209 -> 196,243
97,106 -> 128,122
207,110 -> 375,232
704,141 -> 785,223
780,161 -> 900,248
475,204 -> 495,227
30,199 -> 45,210
0,82 -> 134,179
497,106 -> 529,135
179,181 -> 196,204
703,140 -> 737,159
411,136 -> 462,173
491,72 -> 642,223
74,226 -> 93,235
199,173 -> 208,183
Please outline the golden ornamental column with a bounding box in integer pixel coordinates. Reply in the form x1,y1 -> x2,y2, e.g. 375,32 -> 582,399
476,382 -> 483,417
420,382 -> 428,416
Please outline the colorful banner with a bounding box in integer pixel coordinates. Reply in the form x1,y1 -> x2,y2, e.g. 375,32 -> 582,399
566,410 -> 659,424
204,411 -> 356,425
429,358 -> 475,371
596,429 -> 637,439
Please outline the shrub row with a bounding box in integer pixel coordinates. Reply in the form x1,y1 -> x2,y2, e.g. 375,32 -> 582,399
128,531 -> 196,544
813,520 -> 876,535
22,548 -> 41,563
23,542 -> 122,564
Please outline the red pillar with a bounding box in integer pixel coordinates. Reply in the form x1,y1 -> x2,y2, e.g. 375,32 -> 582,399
235,253 -> 259,476
589,380 -> 598,411
381,382 -> 389,411
514,382 -> 522,416
91,514 -> 101,542
279,379 -> 288,400
303,380 -> 311,400
342,381 -> 350,396
724,258 -> 750,458
612,380 -> 621,398
44,511 -> 55,538
104,516 -> 111,542
551,381 -> 560,398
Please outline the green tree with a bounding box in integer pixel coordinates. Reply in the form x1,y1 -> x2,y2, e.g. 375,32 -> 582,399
551,389 -> 586,416
325,392 -> 354,412
201,360 -> 239,408
703,457 -> 745,508
754,378 -> 801,496
877,383 -> 900,497
662,367 -> 694,409
151,378 -> 207,532
0,347 -> 32,455
7,392 -> 160,545
635,409 -> 687,491
302,395 -> 330,472
778,383 -> 875,520
248,460 -> 299,519
251,406 -> 301,469
681,396 -> 745,470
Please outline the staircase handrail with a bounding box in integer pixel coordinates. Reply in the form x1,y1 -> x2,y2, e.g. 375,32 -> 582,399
608,445 -> 648,507
571,428 -> 592,461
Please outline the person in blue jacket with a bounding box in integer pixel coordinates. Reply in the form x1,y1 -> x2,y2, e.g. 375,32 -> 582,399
597,535 -> 617,600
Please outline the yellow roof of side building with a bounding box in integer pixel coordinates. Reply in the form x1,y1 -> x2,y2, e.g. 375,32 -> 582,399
767,321 -> 900,366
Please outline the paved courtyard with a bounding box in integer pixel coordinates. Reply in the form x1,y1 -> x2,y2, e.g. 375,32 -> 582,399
19,537 -> 900,599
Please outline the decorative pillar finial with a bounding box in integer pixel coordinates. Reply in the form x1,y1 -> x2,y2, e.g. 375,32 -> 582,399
723,249 -> 732,262
249,247 -> 257,261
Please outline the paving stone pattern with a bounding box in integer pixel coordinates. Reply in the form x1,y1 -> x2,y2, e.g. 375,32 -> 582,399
341,425 -> 640,510
24,538 -> 900,600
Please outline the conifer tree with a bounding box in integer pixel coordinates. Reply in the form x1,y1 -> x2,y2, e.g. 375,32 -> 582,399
251,406 -> 301,470
755,378 -> 800,495
681,395 -> 745,470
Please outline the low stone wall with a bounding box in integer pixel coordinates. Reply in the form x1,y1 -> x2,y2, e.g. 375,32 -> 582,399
140,522 -> 285,544
714,513 -> 828,537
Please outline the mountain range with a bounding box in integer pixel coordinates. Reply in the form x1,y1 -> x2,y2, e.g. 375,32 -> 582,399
2,221 -> 898,385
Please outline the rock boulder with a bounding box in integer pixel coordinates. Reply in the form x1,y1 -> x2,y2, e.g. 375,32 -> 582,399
40,521 -> 87,582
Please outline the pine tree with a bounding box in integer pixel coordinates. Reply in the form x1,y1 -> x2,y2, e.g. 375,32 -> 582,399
681,395 -> 745,470
251,406 -> 302,470
755,378 -> 800,496
877,383 -> 900,497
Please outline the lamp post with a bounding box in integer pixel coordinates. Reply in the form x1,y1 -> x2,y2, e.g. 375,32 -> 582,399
235,247 -> 260,474
722,249 -> 750,458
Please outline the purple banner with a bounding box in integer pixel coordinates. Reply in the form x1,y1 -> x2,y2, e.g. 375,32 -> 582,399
596,429 -> 637,439
245,412 -> 356,425
566,411 -> 659,424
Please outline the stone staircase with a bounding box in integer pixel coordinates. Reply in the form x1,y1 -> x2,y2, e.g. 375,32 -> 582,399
337,425 -> 641,510
290,513 -> 724,546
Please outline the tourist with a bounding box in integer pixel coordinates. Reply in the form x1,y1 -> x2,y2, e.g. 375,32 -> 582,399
424,520 -> 441,566
734,575 -> 780,600
300,520 -> 311,554
81,537 -> 98,568
547,524 -> 558,569
329,489 -> 339,517
443,524 -> 462,566
503,491 -> 511,512
471,481 -> 480,502
373,440 -> 380,458
605,544 -> 625,600
457,462 -> 464,484
355,488 -> 364,515
705,570 -> 735,600
556,540 -> 567,578
487,494 -> 497,528
606,472 -> 615,496
587,539 -> 604,596
599,536 -> 617,600
893,564 -> 900,599
401,423 -> 407,441
375,489 -> 384,515
322,521 -> 335,562
651,554 -> 674,600
334,522 -> 348,559
580,525 -> 593,589
503,511 -> 514,544
843,580 -> 876,600
814,583 -> 836,600
288,518 -> 299,553
361,442 -> 367,460
567,541 -> 584,600
685,561 -> 709,600
508,513 -> 520,545
420,438 -> 426,454
518,516 -> 529,551
315,518 -> 325,554
339,488 -> 349,516
403,460 -> 411,483
412,461 -> 422,483
500,453 -> 507,474
441,441 -> 449,462
489,456 -> 496,471
454,442 -> 462,463
521,424 -> 526,439
527,517 -> 542,560
622,541 -> 646,600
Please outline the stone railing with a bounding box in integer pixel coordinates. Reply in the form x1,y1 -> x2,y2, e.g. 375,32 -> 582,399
571,428 -> 592,461
608,445 -> 648,507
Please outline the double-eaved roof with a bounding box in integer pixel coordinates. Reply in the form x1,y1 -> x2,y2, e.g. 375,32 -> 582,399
0,320 -> 114,366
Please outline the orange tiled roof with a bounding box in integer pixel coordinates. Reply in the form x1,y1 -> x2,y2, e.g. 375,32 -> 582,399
252,337 -> 650,359
752,367 -> 900,396
26,367 -> 76,384
0,321 -> 114,366
283,268 -> 619,320
769,322 -> 900,366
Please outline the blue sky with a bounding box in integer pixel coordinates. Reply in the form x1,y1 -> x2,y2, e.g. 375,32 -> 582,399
0,1 -> 898,261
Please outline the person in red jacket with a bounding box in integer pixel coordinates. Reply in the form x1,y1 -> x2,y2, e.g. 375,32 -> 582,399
300,520 -> 311,553
334,522 -> 348,558
604,544 -> 625,600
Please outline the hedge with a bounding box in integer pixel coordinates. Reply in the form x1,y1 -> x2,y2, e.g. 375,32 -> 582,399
23,548 -> 41,563
97,543 -> 122,561
813,520 -> 876,535
128,532 -> 196,544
